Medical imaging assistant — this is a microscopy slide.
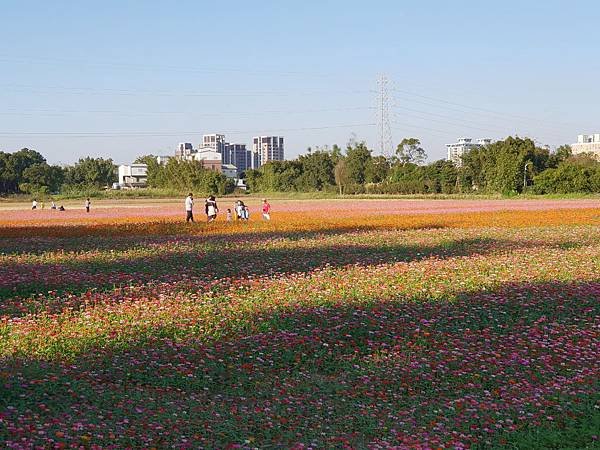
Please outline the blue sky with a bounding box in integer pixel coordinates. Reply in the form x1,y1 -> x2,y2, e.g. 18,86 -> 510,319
1,0 -> 598,164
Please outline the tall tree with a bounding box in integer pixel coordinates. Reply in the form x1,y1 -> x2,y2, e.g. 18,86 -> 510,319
65,157 -> 116,188
396,138 -> 426,165
297,151 -> 335,190
19,163 -> 65,194
334,159 -> 350,195
345,142 -> 371,184
0,148 -> 46,193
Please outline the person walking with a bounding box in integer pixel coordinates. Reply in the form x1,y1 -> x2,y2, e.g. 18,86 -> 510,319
262,198 -> 271,221
235,200 -> 244,221
205,195 -> 218,223
85,198 -> 91,213
185,192 -> 194,223
31,199 -> 38,210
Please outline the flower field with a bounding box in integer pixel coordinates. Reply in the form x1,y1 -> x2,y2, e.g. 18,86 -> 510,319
1,199 -> 599,449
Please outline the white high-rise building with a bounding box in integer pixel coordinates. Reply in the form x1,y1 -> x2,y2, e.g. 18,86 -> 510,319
252,136 -> 284,168
176,143 -> 194,158
202,134 -> 226,154
446,138 -> 491,166
572,134 -> 600,158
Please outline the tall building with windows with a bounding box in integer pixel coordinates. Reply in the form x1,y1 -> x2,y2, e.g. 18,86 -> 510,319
202,134 -> 226,154
224,143 -> 252,175
446,138 -> 491,166
572,134 -> 600,158
175,143 -> 194,159
252,136 -> 284,167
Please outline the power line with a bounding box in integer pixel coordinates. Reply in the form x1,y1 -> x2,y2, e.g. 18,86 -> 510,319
0,123 -> 376,138
1,83 -> 371,98
391,88 -> 578,130
0,55 -> 337,79
0,106 -> 375,118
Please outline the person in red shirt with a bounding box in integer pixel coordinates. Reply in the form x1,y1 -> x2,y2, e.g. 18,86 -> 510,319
262,198 -> 271,221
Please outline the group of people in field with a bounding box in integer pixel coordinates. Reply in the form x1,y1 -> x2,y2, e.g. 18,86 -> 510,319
31,198 -> 91,212
184,193 -> 271,224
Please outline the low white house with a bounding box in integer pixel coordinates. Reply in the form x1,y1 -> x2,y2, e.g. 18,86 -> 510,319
222,164 -> 238,179
118,163 -> 148,187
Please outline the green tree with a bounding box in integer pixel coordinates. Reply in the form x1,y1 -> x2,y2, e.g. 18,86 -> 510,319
65,157 -> 116,188
345,142 -> 371,184
134,155 -> 162,187
548,145 -> 572,168
297,151 -> 335,191
244,169 -> 263,192
19,163 -> 64,194
364,155 -> 390,183
334,159 -> 350,195
396,138 -> 426,165
0,148 -> 46,193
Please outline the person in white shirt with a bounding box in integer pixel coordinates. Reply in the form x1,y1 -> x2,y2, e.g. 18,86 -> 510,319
185,193 -> 194,223
51,201 -> 57,210
85,198 -> 91,213
205,195 -> 218,223
31,199 -> 38,210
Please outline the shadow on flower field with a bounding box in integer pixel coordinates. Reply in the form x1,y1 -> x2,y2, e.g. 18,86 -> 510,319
1,280 -> 598,448
0,234 -> 590,314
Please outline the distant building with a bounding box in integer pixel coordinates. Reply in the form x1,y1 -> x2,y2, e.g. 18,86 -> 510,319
572,134 -> 600,158
156,155 -> 172,165
202,134 -> 226,154
118,164 -> 148,187
193,147 -> 222,172
221,164 -> 238,179
176,143 -> 194,159
252,136 -> 284,167
446,138 -> 491,166
224,143 -> 253,175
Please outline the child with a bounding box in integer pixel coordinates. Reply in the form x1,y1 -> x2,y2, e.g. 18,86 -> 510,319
51,201 -> 57,210
226,208 -> 232,223
262,198 -> 271,221
236,201 -> 245,221
243,205 -> 250,221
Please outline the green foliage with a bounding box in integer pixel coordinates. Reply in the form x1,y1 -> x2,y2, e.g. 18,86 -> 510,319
532,155 -> 600,194
396,138 -> 426,165
345,142 -> 371,184
460,136 -> 550,194
0,148 -> 46,194
64,157 -> 116,188
134,155 -> 162,187
146,158 -> 234,195
364,156 -> 390,183
334,159 -> 350,195
296,151 -> 335,191
19,163 -> 65,194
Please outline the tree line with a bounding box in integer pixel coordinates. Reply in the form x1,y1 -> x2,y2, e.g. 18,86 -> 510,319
2,136 -> 600,197
245,136 -> 600,195
0,149 -> 116,196
135,156 -> 234,195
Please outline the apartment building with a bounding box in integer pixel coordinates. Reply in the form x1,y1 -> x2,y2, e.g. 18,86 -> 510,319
252,136 -> 284,168
572,134 -> 600,158
446,138 -> 491,166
